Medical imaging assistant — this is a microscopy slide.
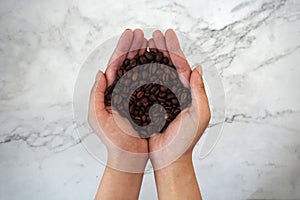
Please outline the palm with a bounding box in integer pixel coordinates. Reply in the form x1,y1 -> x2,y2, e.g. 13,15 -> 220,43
149,96 -> 209,149
97,110 -> 148,153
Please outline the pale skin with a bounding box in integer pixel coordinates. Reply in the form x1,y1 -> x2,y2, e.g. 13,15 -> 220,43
88,29 -> 210,200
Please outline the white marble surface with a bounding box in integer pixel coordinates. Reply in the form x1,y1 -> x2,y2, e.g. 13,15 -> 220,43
0,0 -> 300,199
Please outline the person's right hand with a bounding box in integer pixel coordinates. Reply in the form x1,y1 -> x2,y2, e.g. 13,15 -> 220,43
88,29 -> 149,173
148,29 -> 211,169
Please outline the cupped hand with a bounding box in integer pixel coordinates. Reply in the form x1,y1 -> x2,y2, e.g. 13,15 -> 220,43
88,29 -> 149,172
148,29 -> 211,169
88,28 -> 211,171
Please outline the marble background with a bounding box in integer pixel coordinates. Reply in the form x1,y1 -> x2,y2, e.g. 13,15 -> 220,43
0,0 -> 300,199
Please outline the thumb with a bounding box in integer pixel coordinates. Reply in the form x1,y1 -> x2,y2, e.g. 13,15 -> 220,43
189,66 -> 210,122
89,71 -> 109,124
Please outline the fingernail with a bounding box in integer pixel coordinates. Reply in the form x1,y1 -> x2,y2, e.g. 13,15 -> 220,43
122,29 -> 132,35
196,66 -> 202,75
166,28 -> 173,33
96,71 -> 103,81
134,28 -> 142,32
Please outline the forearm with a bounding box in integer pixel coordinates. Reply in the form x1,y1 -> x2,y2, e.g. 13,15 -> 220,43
153,153 -> 202,200
95,166 -> 144,200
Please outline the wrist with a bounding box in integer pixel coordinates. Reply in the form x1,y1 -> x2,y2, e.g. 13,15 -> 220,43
153,152 -> 202,200
154,152 -> 193,173
96,165 -> 145,200
149,146 -> 194,170
107,149 -> 149,173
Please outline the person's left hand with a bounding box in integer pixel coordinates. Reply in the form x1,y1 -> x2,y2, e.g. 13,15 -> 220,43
148,29 -> 211,169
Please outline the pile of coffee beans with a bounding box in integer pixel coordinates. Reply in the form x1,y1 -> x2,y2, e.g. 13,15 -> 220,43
104,49 -> 191,138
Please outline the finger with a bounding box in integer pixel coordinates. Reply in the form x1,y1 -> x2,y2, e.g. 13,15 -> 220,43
152,30 -> 169,57
148,38 -> 156,50
165,29 -> 191,80
127,29 -> 144,59
189,66 -> 210,124
139,38 -> 148,55
89,71 -> 109,124
106,29 -> 133,86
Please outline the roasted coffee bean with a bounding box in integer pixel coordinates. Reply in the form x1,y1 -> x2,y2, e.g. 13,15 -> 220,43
150,64 -> 156,74
113,94 -> 122,105
159,92 -> 167,98
150,76 -> 156,82
132,72 -> 138,81
162,57 -> 169,65
125,64 -> 132,71
137,91 -> 144,99
171,98 -> 179,105
164,113 -> 170,119
154,89 -> 160,96
129,105 -> 134,113
140,130 -> 147,137
144,51 -> 154,61
164,67 -> 171,74
142,115 -> 147,122
150,48 -> 158,54
149,94 -> 156,101
170,71 -> 177,79
136,101 -> 142,107
150,85 -> 158,93
157,97 -> 165,103
174,108 -> 181,115
162,74 -> 166,81
123,58 -> 130,67
130,59 -> 137,67
142,122 -> 148,126
156,52 -> 163,62
130,80 -> 139,90
117,69 -> 124,78
144,92 -> 150,97
160,85 -> 168,92
104,49 -> 192,138
180,92 -> 188,101
142,71 -> 148,79
145,84 -> 153,91
141,97 -> 149,107
165,101 -> 172,106
134,115 -> 141,120
167,93 -> 175,99
139,55 -> 147,64
121,78 -> 130,86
